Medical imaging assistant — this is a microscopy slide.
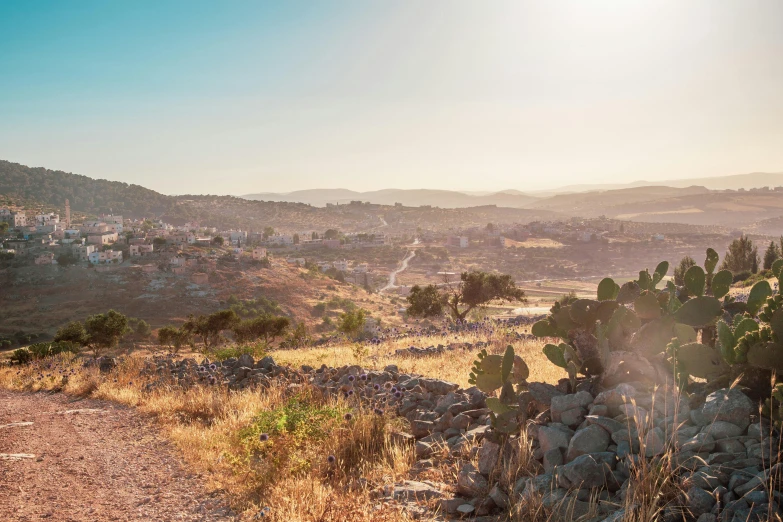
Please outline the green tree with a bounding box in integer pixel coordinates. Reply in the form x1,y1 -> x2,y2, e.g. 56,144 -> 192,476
54,321 -> 89,348
212,236 -> 224,246
417,271 -> 526,321
84,310 -> 129,357
263,227 -> 275,239
232,315 -> 290,344
324,229 -> 339,240
293,233 -> 300,245
764,241 -> 781,270
134,319 -> 152,338
0,222 -> 9,235
157,325 -> 191,353
189,309 -> 240,349
405,285 -> 444,318
674,256 -> 696,286
337,308 -> 367,338
722,235 -> 759,273
153,237 -> 167,248
56,251 -> 79,266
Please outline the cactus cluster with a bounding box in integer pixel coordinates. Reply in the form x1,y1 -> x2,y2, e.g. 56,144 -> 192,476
468,345 -> 529,435
532,247 -> 783,396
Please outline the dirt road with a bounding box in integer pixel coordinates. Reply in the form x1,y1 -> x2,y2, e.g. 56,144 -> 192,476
0,390 -> 233,522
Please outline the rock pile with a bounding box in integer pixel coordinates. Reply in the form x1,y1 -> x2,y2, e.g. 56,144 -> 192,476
132,353 -> 780,521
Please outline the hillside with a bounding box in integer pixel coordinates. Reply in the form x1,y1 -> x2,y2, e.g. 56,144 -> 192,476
0,257 -> 398,340
535,170 -> 783,194
527,185 -> 783,228
0,160 -> 176,217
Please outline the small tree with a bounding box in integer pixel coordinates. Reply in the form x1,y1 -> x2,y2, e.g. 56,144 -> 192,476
157,325 -> 191,353
324,229 -> 339,240
337,308 -> 368,338
153,237 -> 167,248
233,315 -> 290,344
84,310 -> 129,358
764,241 -> 780,270
722,235 -> 759,273
212,236 -> 224,246
673,256 -> 696,286
406,285 -> 444,318
134,319 -> 152,339
190,309 -> 239,349
56,252 -> 79,266
407,271 -> 525,321
54,321 -> 90,348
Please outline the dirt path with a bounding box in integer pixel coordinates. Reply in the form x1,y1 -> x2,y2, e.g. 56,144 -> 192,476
0,390 -> 234,522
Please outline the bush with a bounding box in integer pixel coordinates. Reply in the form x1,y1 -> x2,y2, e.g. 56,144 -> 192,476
10,348 -> 32,365
732,270 -> 753,283
211,343 -> 266,362
10,341 -> 78,364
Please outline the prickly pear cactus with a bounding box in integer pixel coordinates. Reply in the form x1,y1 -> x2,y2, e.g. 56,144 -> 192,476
469,345 -> 529,436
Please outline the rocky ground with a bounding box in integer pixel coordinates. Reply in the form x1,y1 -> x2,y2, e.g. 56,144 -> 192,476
142,353 -> 783,521
0,389 -> 234,522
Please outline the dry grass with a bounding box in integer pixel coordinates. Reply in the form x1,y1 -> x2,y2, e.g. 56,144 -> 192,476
273,334 -> 563,388
7,333 -> 773,522
0,353 -> 418,521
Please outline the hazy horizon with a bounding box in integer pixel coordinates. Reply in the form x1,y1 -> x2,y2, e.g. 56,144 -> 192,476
2,1 -> 783,196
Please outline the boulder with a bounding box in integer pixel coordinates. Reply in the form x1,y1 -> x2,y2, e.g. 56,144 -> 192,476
691,389 -> 753,432
566,425 -> 611,462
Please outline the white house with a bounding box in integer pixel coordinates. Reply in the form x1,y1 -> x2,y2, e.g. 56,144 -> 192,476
88,250 -> 123,264
353,263 -> 369,274
130,244 -> 154,257
333,260 -> 348,272
266,234 -> 294,246
87,232 -> 118,245
35,252 -> 56,265
252,247 -> 267,260
35,213 -> 60,225
228,230 -> 248,243
72,244 -> 96,260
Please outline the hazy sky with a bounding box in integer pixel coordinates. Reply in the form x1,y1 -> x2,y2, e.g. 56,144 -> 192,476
2,1 -> 782,195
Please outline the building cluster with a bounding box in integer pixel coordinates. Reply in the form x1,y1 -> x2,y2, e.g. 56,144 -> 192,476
1,207 -> 390,288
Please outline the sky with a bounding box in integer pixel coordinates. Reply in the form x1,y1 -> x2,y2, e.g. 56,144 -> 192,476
1,1 -> 783,196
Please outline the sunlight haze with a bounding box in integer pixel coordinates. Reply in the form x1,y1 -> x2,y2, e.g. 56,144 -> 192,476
1,0 -> 782,195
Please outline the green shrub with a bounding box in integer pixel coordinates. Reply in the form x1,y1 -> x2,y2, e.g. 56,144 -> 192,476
10,348 -> 32,365
26,341 -> 80,360
240,394 -> 343,445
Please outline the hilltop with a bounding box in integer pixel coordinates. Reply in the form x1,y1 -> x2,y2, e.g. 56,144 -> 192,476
243,187 -> 540,208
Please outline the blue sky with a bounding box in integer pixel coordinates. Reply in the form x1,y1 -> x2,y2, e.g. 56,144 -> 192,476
2,1 -> 782,195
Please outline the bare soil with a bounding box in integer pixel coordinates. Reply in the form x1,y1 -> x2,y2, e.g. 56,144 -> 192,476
0,390 -> 233,521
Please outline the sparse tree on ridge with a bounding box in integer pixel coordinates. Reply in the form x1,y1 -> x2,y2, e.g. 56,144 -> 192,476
674,256 -> 696,286
722,235 -> 759,274
764,241 -> 780,270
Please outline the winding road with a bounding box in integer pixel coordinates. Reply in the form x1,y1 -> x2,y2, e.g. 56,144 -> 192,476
380,239 -> 418,293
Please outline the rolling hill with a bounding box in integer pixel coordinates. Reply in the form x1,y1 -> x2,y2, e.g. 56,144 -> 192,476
242,188 -> 539,208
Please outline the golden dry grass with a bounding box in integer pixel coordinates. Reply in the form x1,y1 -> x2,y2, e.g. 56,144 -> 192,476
273,334 -> 563,388
0,353 -> 419,521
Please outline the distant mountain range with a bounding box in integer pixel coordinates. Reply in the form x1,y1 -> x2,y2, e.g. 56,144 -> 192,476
242,188 -> 540,208
244,171 -> 783,207
5,158 -> 783,231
